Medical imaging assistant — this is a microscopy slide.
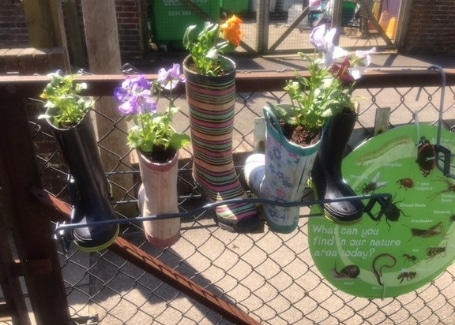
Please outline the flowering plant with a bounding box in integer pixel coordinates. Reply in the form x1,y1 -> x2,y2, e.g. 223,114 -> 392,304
272,25 -> 375,138
183,15 -> 243,76
39,70 -> 93,128
114,64 -> 190,162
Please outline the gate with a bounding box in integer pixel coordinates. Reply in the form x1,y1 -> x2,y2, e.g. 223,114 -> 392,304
150,0 -> 401,55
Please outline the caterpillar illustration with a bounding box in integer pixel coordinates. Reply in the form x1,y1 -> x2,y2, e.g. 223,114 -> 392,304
355,136 -> 414,166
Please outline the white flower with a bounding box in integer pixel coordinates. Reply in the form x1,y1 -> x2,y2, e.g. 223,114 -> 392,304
310,25 -> 347,67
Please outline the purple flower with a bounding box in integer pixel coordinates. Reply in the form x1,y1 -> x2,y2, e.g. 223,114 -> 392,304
310,24 -> 334,53
125,93 -> 157,114
131,75 -> 151,90
114,86 -> 129,102
114,65 -> 184,117
158,64 -> 185,90
115,75 -> 155,115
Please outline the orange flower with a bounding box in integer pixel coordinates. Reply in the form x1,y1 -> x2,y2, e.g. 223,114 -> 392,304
220,15 -> 243,47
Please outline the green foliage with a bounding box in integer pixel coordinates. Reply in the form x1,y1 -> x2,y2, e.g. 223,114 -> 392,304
115,69 -> 190,157
183,16 -> 242,76
127,106 -> 190,154
279,52 -> 355,133
39,70 -> 93,128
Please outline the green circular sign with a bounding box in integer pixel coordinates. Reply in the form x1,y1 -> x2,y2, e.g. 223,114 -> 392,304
309,124 -> 455,298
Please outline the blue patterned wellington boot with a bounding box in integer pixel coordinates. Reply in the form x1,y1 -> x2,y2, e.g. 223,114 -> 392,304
244,106 -> 321,233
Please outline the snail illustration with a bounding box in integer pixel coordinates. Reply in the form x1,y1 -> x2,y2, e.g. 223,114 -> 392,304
332,261 -> 360,279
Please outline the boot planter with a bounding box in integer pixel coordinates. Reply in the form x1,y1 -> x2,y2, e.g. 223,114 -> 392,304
183,55 -> 259,233
310,109 -> 364,223
244,106 -> 322,233
47,109 -> 119,252
137,150 -> 181,248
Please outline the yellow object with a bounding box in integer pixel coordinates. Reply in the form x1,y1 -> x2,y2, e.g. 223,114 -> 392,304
386,17 -> 397,39
372,0 -> 382,21
378,10 -> 390,31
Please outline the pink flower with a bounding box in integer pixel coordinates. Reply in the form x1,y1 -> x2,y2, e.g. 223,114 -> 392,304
330,58 -> 355,84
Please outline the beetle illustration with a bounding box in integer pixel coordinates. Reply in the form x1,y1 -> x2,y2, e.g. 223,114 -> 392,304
397,177 -> 414,190
372,194 -> 408,228
416,136 -> 436,177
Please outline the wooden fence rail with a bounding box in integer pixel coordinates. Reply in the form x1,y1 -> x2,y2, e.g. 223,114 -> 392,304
0,67 -> 454,324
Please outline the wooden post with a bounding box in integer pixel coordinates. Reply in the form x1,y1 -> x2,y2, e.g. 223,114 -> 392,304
62,0 -> 86,68
80,1 -> 136,215
0,88 -> 70,324
331,0 -> 345,45
374,107 -> 391,136
22,0 -> 70,71
256,0 -> 270,54
0,168 -> 31,324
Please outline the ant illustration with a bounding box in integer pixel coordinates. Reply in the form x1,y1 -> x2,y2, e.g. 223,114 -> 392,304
402,253 -> 418,265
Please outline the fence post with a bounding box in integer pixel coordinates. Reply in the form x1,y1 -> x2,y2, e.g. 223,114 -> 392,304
80,0 -> 136,217
256,0 -> 270,54
0,88 -> 70,324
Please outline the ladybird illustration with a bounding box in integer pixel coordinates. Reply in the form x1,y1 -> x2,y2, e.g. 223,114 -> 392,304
416,137 -> 436,177
397,177 -> 414,189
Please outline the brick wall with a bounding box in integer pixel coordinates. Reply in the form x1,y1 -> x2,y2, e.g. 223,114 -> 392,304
403,0 -> 455,55
0,0 -> 30,48
0,0 -> 146,64
116,0 -> 148,61
2,0 -> 455,60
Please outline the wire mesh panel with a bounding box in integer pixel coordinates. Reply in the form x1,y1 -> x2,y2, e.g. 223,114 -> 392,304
3,73 -> 455,324
239,0 -> 391,54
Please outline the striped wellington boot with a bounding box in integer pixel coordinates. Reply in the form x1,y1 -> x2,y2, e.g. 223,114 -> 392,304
184,56 -> 259,233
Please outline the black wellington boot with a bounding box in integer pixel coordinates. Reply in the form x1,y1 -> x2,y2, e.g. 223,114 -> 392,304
50,112 -> 119,252
311,109 -> 363,223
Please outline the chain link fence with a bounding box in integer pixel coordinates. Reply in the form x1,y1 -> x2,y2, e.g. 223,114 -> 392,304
9,71 -> 455,324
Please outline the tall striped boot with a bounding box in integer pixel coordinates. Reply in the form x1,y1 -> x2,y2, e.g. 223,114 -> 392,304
183,55 -> 259,233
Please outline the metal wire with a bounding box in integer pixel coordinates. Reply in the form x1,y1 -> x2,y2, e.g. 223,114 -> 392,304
21,82 -> 455,325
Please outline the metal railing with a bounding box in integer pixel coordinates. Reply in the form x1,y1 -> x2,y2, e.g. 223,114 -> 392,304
1,66 -> 455,324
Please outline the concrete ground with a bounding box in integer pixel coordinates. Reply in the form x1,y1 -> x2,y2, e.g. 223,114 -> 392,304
89,52 -> 455,324
233,52 -> 455,71
7,52 -> 454,325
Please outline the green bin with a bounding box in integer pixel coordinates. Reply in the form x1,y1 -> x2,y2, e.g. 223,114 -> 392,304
220,0 -> 249,14
342,1 -> 356,27
152,0 -> 220,49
